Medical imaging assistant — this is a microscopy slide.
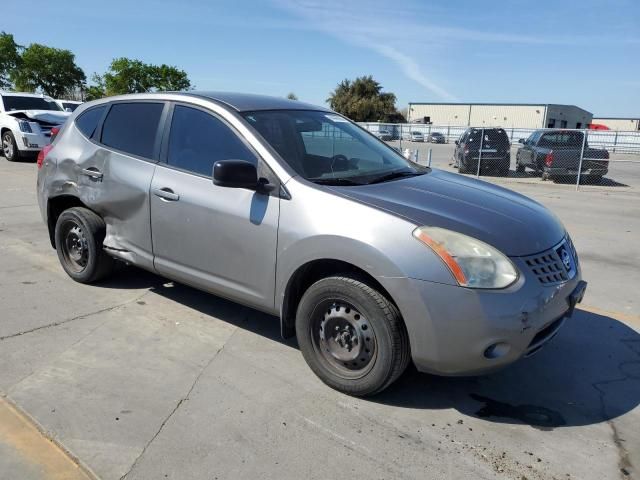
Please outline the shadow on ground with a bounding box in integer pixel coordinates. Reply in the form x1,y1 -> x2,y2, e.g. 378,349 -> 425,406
101,266 -> 640,430
455,169 -> 631,187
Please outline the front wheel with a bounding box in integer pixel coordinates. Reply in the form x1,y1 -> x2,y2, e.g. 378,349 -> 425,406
2,131 -> 21,162
54,207 -> 114,283
296,275 -> 410,396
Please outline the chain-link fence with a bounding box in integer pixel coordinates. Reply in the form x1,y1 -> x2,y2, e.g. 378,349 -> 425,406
360,122 -> 640,190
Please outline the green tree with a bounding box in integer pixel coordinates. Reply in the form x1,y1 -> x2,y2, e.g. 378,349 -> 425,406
0,32 -> 22,89
152,63 -> 192,91
286,92 -> 298,100
11,43 -> 85,98
98,58 -> 191,96
84,73 -> 106,101
327,76 -> 399,122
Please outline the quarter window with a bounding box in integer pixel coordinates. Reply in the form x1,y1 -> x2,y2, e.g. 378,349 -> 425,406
167,105 -> 257,177
75,105 -> 106,138
101,103 -> 164,159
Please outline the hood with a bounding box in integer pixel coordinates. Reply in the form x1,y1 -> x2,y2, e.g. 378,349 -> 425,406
6,110 -> 71,125
332,169 -> 565,257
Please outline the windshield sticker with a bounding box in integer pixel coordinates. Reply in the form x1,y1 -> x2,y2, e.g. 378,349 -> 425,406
325,114 -> 349,123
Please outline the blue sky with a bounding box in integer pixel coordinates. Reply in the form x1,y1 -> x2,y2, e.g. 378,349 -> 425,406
3,0 -> 639,116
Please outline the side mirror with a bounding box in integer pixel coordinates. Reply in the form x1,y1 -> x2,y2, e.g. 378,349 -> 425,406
518,138 -> 525,144
213,160 -> 258,189
65,107 -> 73,112
454,140 -> 459,145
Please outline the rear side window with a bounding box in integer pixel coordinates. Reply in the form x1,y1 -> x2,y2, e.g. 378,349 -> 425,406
63,102 -> 80,112
539,132 -> 583,148
75,105 -> 106,138
167,105 -> 257,177
101,103 -> 164,159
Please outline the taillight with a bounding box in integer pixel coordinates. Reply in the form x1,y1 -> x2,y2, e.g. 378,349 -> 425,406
545,151 -> 554,167
50,126 -> 60,141
37,144 -> 53,169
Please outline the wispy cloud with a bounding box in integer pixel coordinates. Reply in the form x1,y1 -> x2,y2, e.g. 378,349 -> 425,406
272,0 -> 459,101
372,45 -> 459,101
271,0 -> 639,103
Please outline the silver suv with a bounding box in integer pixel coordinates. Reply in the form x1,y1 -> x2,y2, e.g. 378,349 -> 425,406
37,92 -> 586,396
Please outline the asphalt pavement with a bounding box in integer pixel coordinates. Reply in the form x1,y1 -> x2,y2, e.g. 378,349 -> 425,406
1,156 -> 638,480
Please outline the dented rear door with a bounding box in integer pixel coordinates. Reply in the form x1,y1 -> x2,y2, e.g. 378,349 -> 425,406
76,101 -> 168,270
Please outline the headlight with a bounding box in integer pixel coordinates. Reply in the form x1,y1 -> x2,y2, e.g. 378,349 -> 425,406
413,226 -> 518,289
18,120 -> 33,133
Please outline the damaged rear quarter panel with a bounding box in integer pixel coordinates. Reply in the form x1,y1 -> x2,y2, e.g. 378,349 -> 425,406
53,123 -> 156,270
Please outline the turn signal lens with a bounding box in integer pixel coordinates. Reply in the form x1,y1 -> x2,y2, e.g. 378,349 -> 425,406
413,227 -> 518,289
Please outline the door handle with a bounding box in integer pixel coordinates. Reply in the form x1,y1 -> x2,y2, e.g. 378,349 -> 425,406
81,167 -> 103,180
153,187 -> 180,201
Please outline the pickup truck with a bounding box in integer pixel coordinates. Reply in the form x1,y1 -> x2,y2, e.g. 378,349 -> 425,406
516,129 -> 609,183
1,92 -> 70,161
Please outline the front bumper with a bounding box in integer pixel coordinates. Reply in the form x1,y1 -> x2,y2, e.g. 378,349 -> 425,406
382,262 -> 585,376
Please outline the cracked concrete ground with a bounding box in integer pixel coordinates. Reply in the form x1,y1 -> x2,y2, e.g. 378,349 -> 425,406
0,156 -> 639,480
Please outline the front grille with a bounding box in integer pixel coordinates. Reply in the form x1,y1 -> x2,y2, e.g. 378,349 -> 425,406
522,237 -> 577,286
523,249 -> 569,285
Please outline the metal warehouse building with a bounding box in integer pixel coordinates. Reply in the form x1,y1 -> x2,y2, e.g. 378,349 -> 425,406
591,117 -> 640,131
407,103 -> 593,129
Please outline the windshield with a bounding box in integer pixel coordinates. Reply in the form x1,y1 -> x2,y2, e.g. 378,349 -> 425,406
242,110 -> 427,185
2,96 -> 62,112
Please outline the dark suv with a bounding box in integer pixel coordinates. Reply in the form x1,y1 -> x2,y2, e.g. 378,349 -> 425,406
454,127 -> 511,176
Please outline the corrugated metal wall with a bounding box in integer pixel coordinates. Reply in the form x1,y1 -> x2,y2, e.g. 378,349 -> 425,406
592,118 -> 640,131
408,103 -> 593,129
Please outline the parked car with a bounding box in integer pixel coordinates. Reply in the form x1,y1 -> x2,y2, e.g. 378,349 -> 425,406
55,99 -> 83,112
37,92 -> 586,396
402,131 -> 424,142
427,132 -> 446,143
375,129 -> 392,141
516,129 -> 609,183
454,127 -> 510,176
1,92 -> 70,161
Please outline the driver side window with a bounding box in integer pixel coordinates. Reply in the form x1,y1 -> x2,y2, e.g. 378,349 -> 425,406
167,105 -> 257,177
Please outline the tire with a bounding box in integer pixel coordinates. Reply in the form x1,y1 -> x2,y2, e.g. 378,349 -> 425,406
589,175 -> 603,184
54,207 -> 114,283
459,158 -> 469,174
295,275 -> 410,396
2,131 -> 21,162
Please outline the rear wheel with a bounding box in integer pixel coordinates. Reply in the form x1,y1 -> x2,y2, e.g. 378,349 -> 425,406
2,131 -> 21,162
296,275 -> 410,396
54,207 -> 114,283
459,157 -> 470,174
589,175 -> 603,184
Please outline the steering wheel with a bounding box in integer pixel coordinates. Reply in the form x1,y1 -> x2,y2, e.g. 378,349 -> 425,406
330,154 -> 350,172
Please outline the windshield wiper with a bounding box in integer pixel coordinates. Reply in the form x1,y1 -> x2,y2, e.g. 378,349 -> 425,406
309,177 -> 364,186
366,170 -> 425,185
